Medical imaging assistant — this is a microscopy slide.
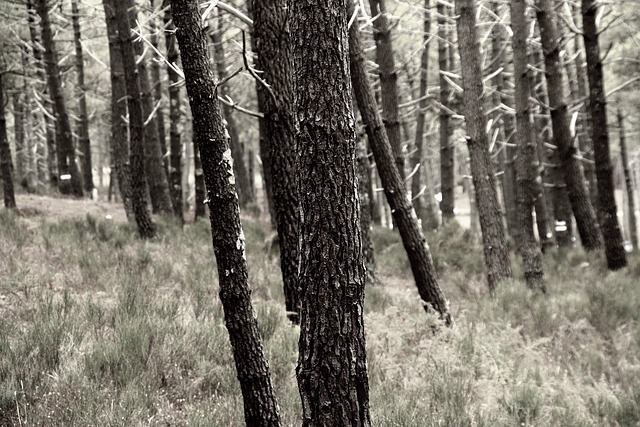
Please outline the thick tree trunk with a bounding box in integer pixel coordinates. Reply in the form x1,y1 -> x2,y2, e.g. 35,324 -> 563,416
350,6 -> 452,324
438,2 -> 455,222
103,0 -> 134,221
171,1 -> 282,424
36,0 -> 84,197
618,109 -> 638,251
511,0 -> 545,291
292,2 -> 372,426
582,0 -> 627,269
1,72 -> 17,209
252,0 -> 301,322
456,0 -> 512,289
536,0 -> 601,250
113,0 -> 156,238
71,0 -> 94,193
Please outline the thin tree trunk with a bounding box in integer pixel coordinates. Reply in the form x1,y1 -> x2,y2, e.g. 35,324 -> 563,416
1,72 -> 17,209
438,2 -> 454,222
149,0 -> 169,176
252,0 -> 300,322
618,109 -> 637,251
582,0 -> 627,269
456,0 -> 512,289
172,0 -> 282,424
193,134 -> 206,220
71,0 -> 94,193
35,0 -> 84,197
113,0 -> 156,238
463,156 -> 479,237
369,155 -> 382,226
511,0 -> 545,291
12,91 -> 25,189
350,5 -> 452,324
357,130 -> 377,283
536,0 -> 602,251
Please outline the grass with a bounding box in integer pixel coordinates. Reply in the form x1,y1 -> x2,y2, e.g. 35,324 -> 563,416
0,207 -> 639,426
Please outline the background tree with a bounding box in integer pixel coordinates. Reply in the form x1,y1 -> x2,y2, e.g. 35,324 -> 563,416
618,108 -> 638,251
0,69 -> 16,209
438,2 -> 455,222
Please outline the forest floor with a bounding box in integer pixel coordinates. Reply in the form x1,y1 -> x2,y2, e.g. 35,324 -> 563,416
1,194 -> 640,426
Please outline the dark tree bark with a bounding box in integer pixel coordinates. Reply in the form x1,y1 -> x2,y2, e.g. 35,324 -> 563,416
582,0 -> 627,269
1,72 -> 17,209
71,0 -> 94,193
350,5 -> 452,324
618,109 -> 638,251
252,0 -> 300,322
438,1 -> 455,222
113,0 -> 156,238
164,3 -> 184,222
149,0 -> 169,176
171,1 -> 282,424
536,0 -> 602,250
456,0 -> 512,289
35,0 -> 84,197
292,2 -> 372,426
103,0 -> 134,220
511,0 -> 545,291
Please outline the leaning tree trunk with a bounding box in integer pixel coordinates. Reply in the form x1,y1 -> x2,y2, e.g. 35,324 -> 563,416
582,0 -> 627,269
511,0 -> 545,291
35,0 -> 84,197
171,0 -> 282,424
618,109 -> 638,251
536,0 -> 602,251
113,0 -> 156,238
438,1 -> 455,222
456,0 -> 512,290
292,1 -> 372,426
252,0 -> 301,322
350,5 -> 452,324
0,72 -> 17,209
71,0 -> 94,193
103,0 -> 134,220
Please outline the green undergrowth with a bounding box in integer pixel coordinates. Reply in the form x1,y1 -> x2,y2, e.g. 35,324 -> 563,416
0,209 -> 639,426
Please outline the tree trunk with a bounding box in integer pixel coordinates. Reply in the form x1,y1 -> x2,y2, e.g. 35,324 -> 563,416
536,0 -> 602,250
438,2 -> 455,222
193,136 -> 206,220
350,5 -> 452,324
252,0 -> 301,322
35,0 -> 84,197
71,0 -> 94,193
171,0 -> 282,424
113,0 -> 156,238
456,0 -> 512,289
357,129 -> 377,283
581,0 -> 627,269
149,0 -> 169,177
1,72 -> 17,209
618,109 -> 637,251
511,0 -> 545,291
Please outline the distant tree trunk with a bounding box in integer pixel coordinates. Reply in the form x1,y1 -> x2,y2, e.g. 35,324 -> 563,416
463,157 -> 479,236
618,109 -> 638,251
1,72 -> 17,209
193,136 -> 206,220
456,0 -> 512,289
511,0 -> 545,291
21,48 -> 38,192
252,0 -> 300,322
171,0 -> 282,424
103,0 -> 134,221
582,0 -> 627,269
350,5 -> 452,324
536,0 -> 602,251
71,0 -> 94,193
164,3 -> 184,222
36,0 -> 84,197
438,2 -> 454,222
12,91 -> 25,188
369,158 -> 382,226
357,131 -> 377,283
113,0 -> 156,238
149,0 -> 169,176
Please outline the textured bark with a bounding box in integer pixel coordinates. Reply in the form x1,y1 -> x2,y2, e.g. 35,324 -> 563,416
71,0 -> 94,192
1,72 -> 17,209
252,0 -> 300,322
357,132 -> 377,283
293,2 -> 372,426
114,0 -> 156,238
350,7 -> 452,324
536,0 -> 602,251
438,2 -> 454,222
171,0 -> 282,424
511,0 -> 545,291
20,49 -> 38,192
36,0 -> 84,197
618,110 -> 638,251
164,4 -> 184,222
456,0 -> 512,289
103,0 -> 134,220
582,0 -> 627,269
